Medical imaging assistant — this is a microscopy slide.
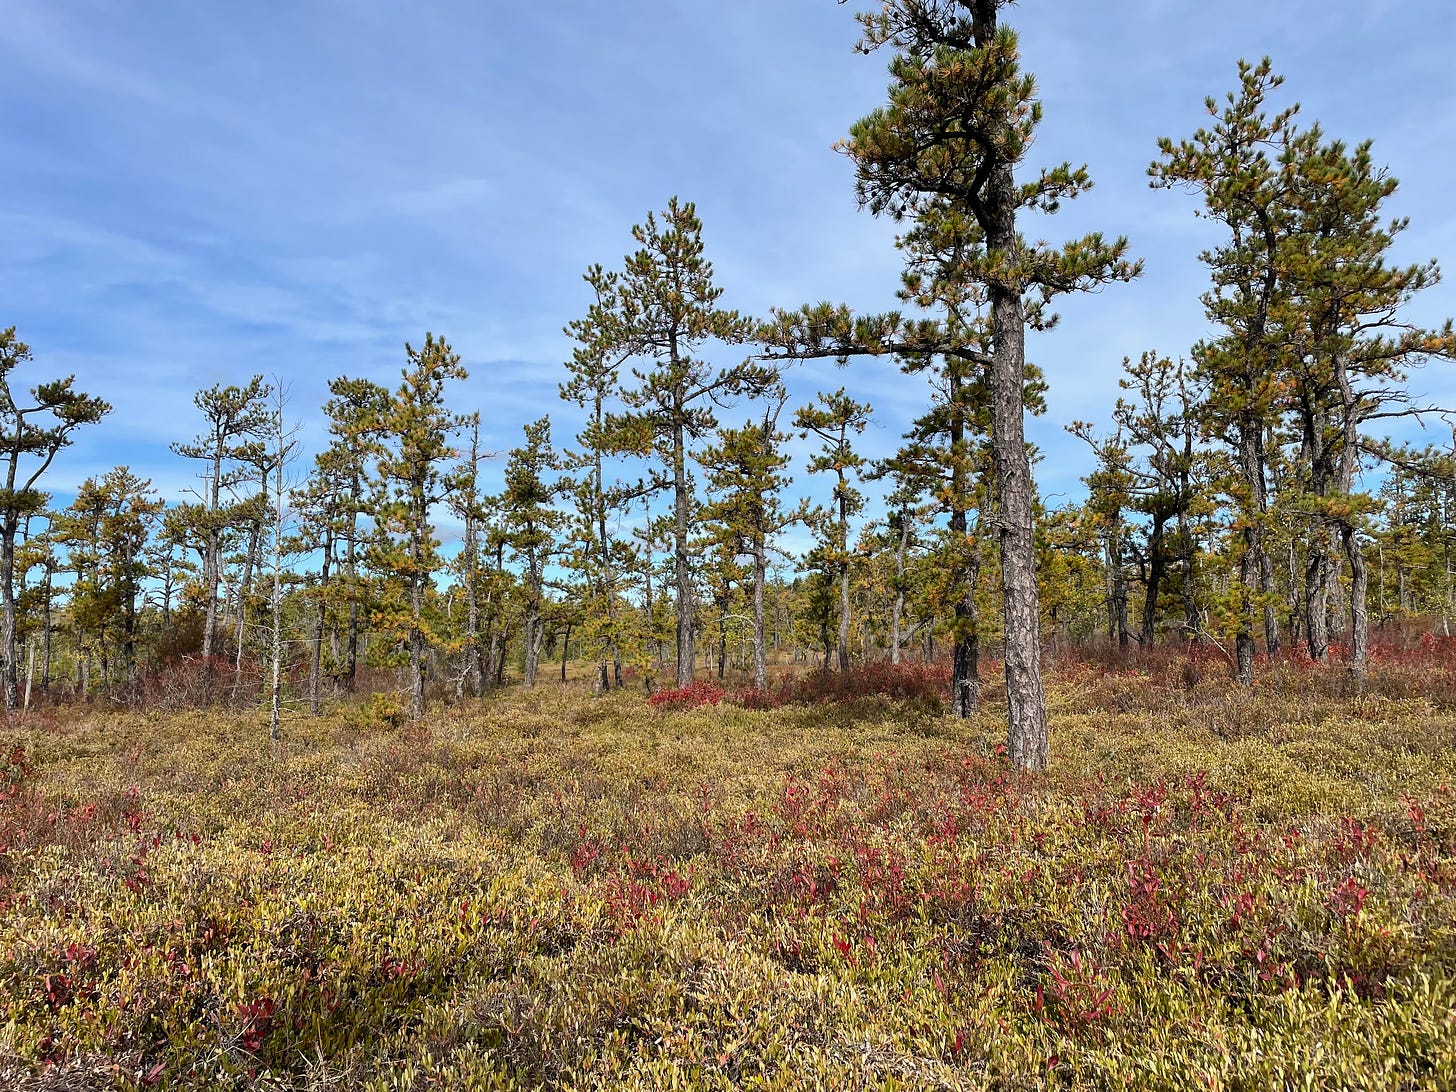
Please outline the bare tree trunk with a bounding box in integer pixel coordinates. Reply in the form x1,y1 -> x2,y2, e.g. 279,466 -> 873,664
1179,514 -> 1200,642
233,515 -> 263,682
269,397 -> 289,741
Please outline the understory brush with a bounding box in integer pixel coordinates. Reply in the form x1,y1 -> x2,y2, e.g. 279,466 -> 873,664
0,677 -> 1453,1089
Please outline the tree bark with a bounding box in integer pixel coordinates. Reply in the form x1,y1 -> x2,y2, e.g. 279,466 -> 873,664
890,511 -> 909,666
969,0 -> 1048,770
0,522 -> 17,709
672,410 -> 695,687
752,542 -> 768,692
1140,517 -> 1168,646
1343,524 -> 1369,692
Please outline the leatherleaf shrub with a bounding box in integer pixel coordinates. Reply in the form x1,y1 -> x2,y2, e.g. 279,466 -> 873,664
1,679 -> 1453,1089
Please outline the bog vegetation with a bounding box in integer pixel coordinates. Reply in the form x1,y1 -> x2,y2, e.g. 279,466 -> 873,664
3,0 -> 1456,1086
2,657 -> 1454,1089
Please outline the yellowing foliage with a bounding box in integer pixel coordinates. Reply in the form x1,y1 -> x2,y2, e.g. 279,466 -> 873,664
0,677 -> 1453,1089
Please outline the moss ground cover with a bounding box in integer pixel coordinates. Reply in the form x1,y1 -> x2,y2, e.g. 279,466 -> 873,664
1,666 -> 1454,1089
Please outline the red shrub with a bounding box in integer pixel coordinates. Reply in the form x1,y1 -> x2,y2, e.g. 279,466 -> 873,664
737,661 -> 952,709
647,679 -> 726,710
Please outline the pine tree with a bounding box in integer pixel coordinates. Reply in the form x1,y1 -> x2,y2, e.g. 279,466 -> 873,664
447,415 -> 494,699
826,1 -> 1138,766
55,467 -> 162,693
169,375 -> 272,670
1279,134 -> 1454,686
562,272 -> 632,692
577,198 -> 774,687
1152,60 -> 1301,684
365,335 -> 469,719
501,418 -> 565,689
0,327 -> 111,709
700,393 -> 805,691
795,390 -> 872,674
1155,59 -> 1455,686
317,377 -> 390,696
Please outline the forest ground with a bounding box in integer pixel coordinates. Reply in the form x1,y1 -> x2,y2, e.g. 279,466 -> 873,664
1,651 -> 1454,1090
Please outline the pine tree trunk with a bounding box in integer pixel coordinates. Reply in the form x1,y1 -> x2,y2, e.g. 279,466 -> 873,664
309,590 -> 325,715
890,516 -> 908,666
1305,533 -> 1334,661
23,639 -> 33,711
0,518 -> 18,710
1140,517 -> 1168,646
1236,542 -> 1258,686
717,607 -> 728,680
752,542 -> 768,692
673,413 -> 695,687
41,564 -> 52,692
1260,548 -> 1281,657
487,619 -> 504,690
234,520 -> 261,682
343,477 -> 362,694
1334,354 -> 1368,689
409,572 -> 426,719
461,529 -> 482,700
986,215 -> 1046,768
968,0 -> 1048,768
202,448 -> 224,670
593,440 -> 620,691
1343,524 -> 1369,692
952,546 -> 981,719
523,608 -> 543,688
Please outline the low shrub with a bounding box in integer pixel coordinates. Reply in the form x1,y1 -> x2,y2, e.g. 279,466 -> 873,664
646,679 -> 725,710
738,660 -> 952,709
0,679 -> 1452,1088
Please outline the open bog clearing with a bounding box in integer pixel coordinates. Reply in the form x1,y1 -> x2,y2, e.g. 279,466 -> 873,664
2,670 -> 1454,1091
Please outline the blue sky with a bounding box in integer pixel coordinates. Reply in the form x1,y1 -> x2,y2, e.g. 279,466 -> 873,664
4,0 -> 1455,528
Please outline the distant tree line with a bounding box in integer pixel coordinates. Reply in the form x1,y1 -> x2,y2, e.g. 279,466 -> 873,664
2,3 -> 1452,774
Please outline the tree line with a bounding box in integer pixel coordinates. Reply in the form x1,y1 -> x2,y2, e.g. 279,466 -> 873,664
2,2 -> 1451,771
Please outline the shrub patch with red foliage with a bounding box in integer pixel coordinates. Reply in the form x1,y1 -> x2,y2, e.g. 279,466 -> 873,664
0,682 -> 1453,1088
737,660 -> 953,710
646,679 -> 726,710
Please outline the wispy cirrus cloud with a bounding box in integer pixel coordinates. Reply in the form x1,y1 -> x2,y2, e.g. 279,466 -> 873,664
1,0 -> 1452,519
